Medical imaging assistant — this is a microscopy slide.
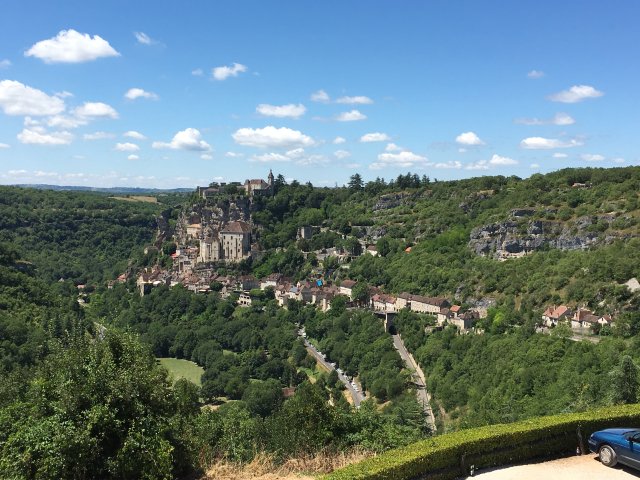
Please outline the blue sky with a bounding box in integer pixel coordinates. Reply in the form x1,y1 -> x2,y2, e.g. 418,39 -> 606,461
0,1 -> 638,188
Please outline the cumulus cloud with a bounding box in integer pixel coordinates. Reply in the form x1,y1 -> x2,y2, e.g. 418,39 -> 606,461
124,130 -> 146,140
333,136 -> 346,144
250,148 -> 327,166
200,153 -> 213,160
73,102 -> 118,119
17,127 -> 73,145
225,151 -> 244,158
128,154 -> 139,161
548,85 -> 604,103
152,128 -> 211,151
360,132 -> 390,143
337,110 -> 367,122
46,114 -> 87,129
232,126 -> 315,149
385,143 -> 402,152
251,152 -> 291,163
527,70 -> 545,79
310,89 -> 330,102
488,154 -> 518,166
515,112 -> 575,126
256,103 -> 306,118
336,95 -> 373,104
0,59 -> 11,69
115,142 -> 140,152
553,153 -> 568,159
0,142 -> 10,148
212,62 -> 247,81
465,160 -> 490,171
334,150 -> 351,159
84,131 -> 114,140
520,137 -> 583,149
455,131 -> 485,146
191,68 -> 203,76
25,29 -> 120,63
433,161 -> 462,169
371,150 -> 428,170
581,153 -> 605,162
0,80 -> 65,116
134,32 -> 155,45
125,88 -> 158,100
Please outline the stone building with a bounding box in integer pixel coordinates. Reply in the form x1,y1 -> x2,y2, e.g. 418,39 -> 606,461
244,170 -> 274,197
221,221 -> 252,262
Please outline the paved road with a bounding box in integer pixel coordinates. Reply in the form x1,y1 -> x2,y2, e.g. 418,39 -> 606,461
392,334 -> 437,432
301,336 -> 365,407
467,454 -> 640,479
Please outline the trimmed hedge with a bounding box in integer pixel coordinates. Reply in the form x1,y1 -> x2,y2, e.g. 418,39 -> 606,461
324,404 -> 640,480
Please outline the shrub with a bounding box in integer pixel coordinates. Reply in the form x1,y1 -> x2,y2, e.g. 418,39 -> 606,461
323,404 -> 640,480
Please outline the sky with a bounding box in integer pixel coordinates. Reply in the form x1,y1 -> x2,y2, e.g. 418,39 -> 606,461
0,1 -> 638,189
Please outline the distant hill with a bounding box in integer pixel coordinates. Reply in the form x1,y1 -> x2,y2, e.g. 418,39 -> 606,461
12,183 -> 193,194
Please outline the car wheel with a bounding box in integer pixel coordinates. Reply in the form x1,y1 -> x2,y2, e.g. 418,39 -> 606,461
599,445 -> 618,467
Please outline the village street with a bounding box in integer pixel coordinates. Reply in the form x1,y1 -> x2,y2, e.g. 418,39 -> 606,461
392,334 -> 437,432
301,336 -> 365,407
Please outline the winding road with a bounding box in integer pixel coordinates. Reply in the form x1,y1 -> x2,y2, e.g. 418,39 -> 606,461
301,335 -> 365,407
392,334 -> 437,432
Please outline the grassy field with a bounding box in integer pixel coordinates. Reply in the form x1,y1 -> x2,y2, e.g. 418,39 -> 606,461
109,195 -> 158,203
157,357 -> 204,386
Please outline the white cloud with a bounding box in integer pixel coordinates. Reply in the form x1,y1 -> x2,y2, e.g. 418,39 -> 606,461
385,143 -> 402,152
73,102 -> 118,119
225,151 -> 244,158
128,154 -> 139,161
25,29 -> 120,63
530,163 -> 540,169
152,128 -> 211,151
334,150 -> 351,159
515,112 -> 575,126
581,153 -> 605,162
360,132 -> 390,142
333,136 -> 346,144
115,142 -> 140,152
84,131 -> 114,140
192,68 -> 203,76
251,152 -> 291,162
336,95 -> 373,105
455,131 -> 485,146
612,158 -> 626,164
17,128 -> 72,145
200,153 -> 213,160
465,160 -> 490,171
0,80 -> 65,116
256,103 -> 306,118
371,150 -> 428,170
548,85 -> 603,103
488,154 -> 518,166
527,70 -> 545,79
310,89 -> 330,102
0,142 -> 10,148
433,161 -> 462,169
134,32 -> 155,45
212,62 -> 247,81
232,126 -> 314,148
553,153 -> 568,159
124,130 -> 146,140
54,90 -> 73,98
125,88 -> 158,100
520,137 -> 583,149
337,110 -> 367,122
0,59 -> 12,69
46,114 -> 87,129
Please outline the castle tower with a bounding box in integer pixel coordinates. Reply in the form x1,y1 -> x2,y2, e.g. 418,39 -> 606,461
267,169 -> 274,195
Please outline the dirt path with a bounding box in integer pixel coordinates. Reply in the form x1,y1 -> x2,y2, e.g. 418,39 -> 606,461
467,454 -> 640,479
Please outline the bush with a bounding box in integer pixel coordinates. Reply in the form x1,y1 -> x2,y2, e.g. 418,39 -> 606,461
323,404 -> 640,480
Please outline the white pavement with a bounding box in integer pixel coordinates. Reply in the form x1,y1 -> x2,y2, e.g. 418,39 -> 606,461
468,455 -> 640,480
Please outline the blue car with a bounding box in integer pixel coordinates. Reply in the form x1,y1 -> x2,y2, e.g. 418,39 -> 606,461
588,428 -> 640,469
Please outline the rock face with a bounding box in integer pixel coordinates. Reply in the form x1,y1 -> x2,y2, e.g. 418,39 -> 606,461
469,218 -> 602,259
373,192 -> 412,211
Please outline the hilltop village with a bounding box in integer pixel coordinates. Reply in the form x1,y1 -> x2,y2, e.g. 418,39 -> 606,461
131,171 -> 625,336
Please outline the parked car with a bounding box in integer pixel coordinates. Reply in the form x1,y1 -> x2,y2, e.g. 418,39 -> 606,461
588,428 -> 640,469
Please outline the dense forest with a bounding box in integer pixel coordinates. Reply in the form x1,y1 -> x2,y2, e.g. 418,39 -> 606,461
1,166 -> 639,478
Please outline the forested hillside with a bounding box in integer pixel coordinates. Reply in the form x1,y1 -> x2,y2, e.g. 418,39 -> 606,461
0,187 -> 170,284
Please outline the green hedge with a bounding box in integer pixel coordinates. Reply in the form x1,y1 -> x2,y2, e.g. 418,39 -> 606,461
324,404 -> 640,480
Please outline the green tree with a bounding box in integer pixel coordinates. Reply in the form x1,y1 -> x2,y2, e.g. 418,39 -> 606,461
610,355 -> 639,405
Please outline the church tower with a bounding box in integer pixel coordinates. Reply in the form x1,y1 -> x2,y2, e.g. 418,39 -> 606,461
267,169 -> 274,195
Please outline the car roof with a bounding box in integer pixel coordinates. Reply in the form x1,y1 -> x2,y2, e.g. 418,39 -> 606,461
597,428 -> 640,435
